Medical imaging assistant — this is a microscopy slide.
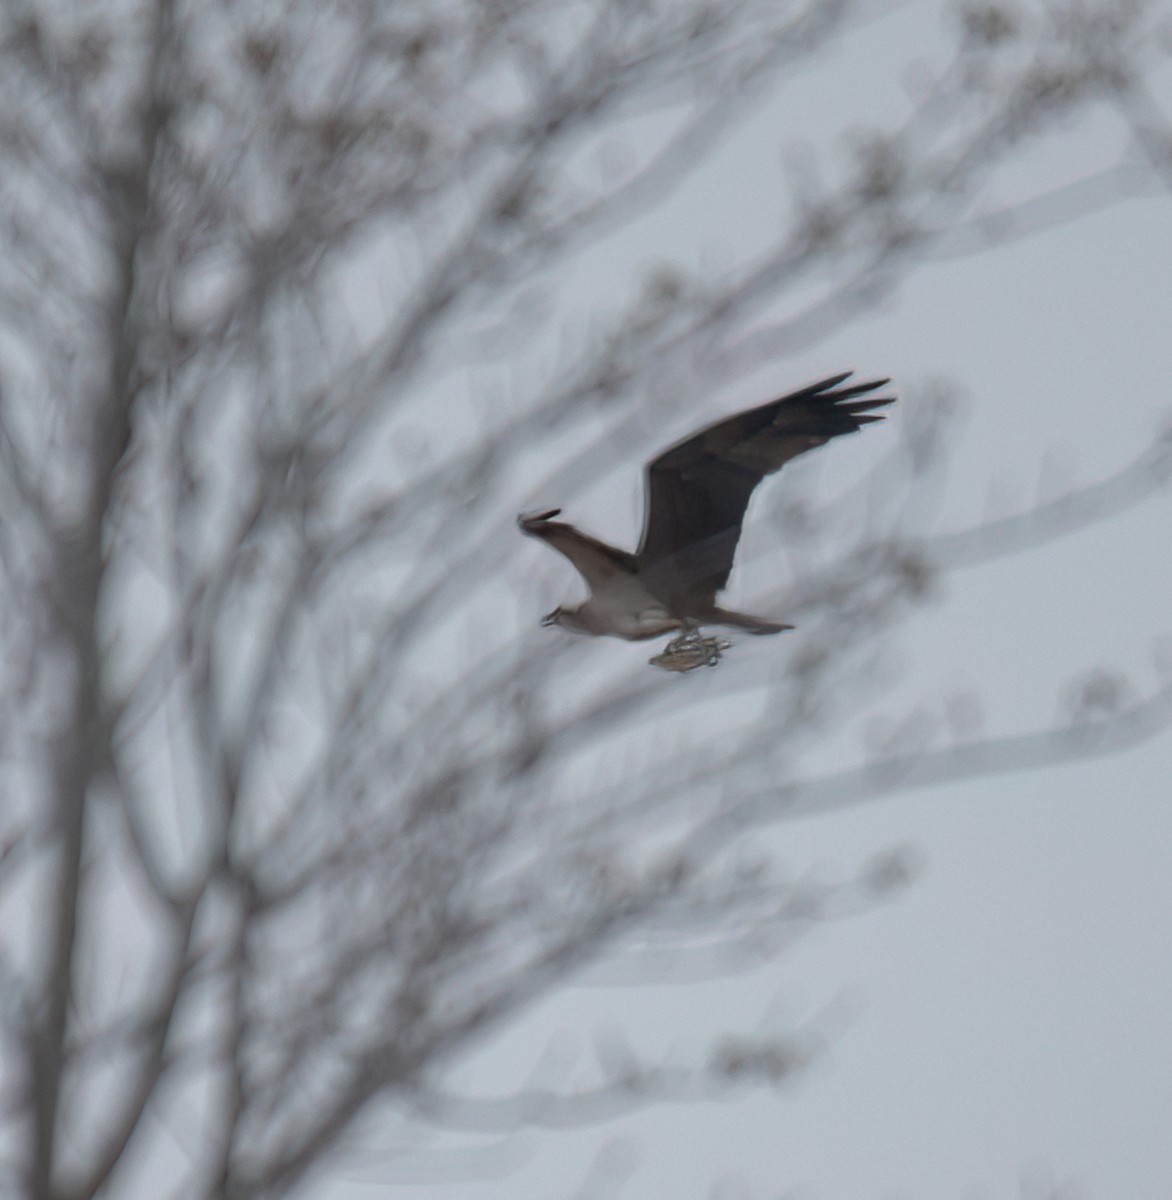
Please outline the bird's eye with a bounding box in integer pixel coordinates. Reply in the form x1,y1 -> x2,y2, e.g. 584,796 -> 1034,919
540,609 -> 560,627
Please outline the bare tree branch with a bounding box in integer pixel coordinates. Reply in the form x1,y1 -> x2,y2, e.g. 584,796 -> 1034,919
1,1 -> 1168,1197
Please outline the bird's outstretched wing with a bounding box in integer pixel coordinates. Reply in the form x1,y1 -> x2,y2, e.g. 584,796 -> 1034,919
517,509 -> 638,594
636,373 -> 894,605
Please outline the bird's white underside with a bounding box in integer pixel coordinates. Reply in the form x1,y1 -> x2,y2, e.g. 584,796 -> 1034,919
571,574 -> 683,639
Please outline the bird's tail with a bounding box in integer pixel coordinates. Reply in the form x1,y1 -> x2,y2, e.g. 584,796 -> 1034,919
703,607 -> 794,635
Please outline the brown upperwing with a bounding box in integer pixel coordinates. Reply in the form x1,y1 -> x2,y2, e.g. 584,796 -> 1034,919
636,373 -> 894,604
518,510 -> 638,594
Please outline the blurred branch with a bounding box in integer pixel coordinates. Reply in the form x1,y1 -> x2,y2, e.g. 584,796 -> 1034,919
1,1 -> 1169,1198
922,426 -> 1172,570
68,897 -> 198,1200
691,674 -> 1172,856
403,1023 -> 822,1133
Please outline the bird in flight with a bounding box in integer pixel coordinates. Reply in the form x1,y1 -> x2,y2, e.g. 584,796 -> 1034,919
519,372 -> 894,670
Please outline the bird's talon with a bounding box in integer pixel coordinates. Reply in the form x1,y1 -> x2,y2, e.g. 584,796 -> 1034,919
649,632 -> 732,672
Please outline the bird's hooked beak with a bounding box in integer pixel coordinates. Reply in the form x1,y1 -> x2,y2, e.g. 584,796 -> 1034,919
540,608 -> 561,628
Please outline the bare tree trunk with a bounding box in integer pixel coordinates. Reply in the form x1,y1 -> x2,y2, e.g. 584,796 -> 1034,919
0,2 -> 1168,1197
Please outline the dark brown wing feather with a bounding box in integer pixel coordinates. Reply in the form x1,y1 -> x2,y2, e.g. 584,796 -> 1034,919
518,510 -> 638,594
636,373 -> 894,605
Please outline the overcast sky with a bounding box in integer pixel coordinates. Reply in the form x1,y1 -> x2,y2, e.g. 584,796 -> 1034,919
310,5 -> 1172,1199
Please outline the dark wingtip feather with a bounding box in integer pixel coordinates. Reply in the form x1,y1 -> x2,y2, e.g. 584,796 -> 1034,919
831,379 -> 892,400
801,371 -> 855,396
785,375 -> 896,438
800,374 -> 895,405
840,396 -> 895,414
518,507 -> 562,531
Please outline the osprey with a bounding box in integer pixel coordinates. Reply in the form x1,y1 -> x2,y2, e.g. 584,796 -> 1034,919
519,372 -> 894,670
